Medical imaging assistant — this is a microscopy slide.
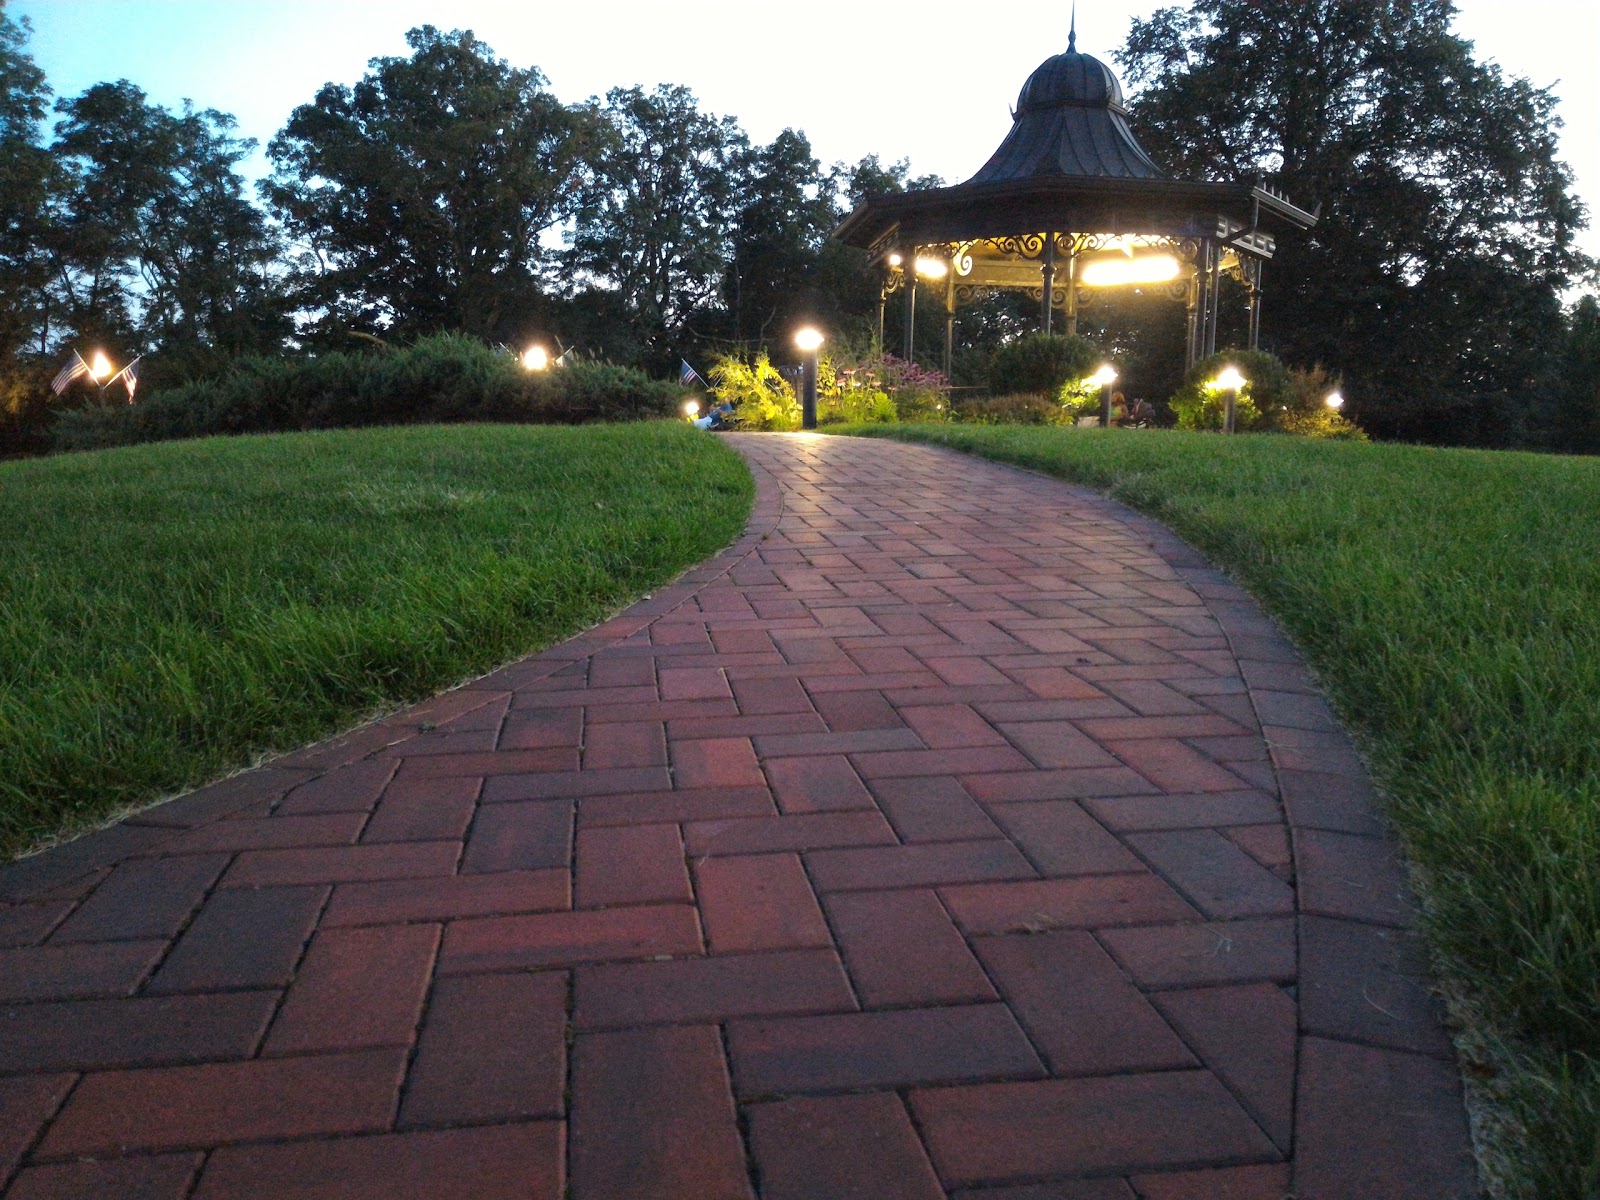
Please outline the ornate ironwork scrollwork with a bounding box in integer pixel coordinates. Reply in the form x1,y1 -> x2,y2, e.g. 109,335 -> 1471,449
995,233 -> 1046,260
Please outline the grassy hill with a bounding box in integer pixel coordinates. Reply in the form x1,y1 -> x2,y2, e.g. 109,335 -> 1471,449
0,421 -> 752,858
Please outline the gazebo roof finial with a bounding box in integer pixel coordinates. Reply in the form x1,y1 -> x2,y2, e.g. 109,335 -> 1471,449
1069,1 -> 1077,52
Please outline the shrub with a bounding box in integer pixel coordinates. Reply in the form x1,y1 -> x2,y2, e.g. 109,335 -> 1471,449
1276,363 -> 1369,440
48,335 -> 686,452
1169,349 -> 1290,432
950,392 -> 1074,426
987,333 -> 1099,397
819,387 -> 897,426
1169,350 -> 1367,439
708,352 -> 800,431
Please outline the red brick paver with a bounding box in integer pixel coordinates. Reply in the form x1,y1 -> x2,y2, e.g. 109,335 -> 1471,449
0,434 -> 1477,1197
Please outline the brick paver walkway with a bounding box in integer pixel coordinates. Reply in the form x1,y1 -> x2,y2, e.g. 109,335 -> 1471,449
0,433 -> 1478,1199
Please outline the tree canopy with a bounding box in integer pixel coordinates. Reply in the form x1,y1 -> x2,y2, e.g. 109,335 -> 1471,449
1118,0 -> 1590,444
268,26 -> 589,344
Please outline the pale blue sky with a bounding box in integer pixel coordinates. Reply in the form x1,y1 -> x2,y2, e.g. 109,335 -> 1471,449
12,0 -> 1599,263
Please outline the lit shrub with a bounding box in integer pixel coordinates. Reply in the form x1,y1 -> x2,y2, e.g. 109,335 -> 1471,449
708,352 -> 800,431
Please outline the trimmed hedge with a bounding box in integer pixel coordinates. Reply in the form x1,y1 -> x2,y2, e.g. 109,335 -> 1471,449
50,334 -> 689,452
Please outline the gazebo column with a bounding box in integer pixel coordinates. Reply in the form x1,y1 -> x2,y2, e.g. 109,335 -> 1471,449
943,272 -> 956,380
1204,237 -> 1222,359
1039,236 -> 1056,335
1065,247 -> 1079,337
1185,269 -> 1201,371
1247,259 -> 1263,350
901,243 -> 917,362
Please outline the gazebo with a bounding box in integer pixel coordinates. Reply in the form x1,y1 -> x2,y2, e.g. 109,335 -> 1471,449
832,26 -> 1317,378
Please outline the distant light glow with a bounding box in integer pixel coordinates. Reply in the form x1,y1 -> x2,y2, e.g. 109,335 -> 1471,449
1086,364 -> 1118,387
1212,366 -> 1247,391
887,253 -> 903,267
794,327 -> 825,352
1326,390 -> 1345,410
914,257 -> 948,279
1080,254 -> 1182,287
90,351 -> 113,380
522,345 -> 549,371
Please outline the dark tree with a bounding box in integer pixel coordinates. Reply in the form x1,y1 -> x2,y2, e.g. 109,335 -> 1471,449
1118,0 -> 1589,444
0,0 -> 52,360
44,81 -> 283,364
268,26 -> 589,343
722,129 -> 839,349
565,84 -> 747,362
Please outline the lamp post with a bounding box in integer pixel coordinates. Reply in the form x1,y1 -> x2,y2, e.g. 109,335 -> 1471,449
795,327 -> 824,431
1212,365 -> 1246,434
1087,364 -> 1118,428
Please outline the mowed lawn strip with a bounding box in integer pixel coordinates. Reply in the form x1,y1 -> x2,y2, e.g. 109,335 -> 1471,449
842,422 -> 1600,1199
0,422 -> 752,858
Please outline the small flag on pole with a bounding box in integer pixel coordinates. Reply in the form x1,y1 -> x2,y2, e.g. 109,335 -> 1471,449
554,347 -> 573,367
679,359 -> 706,387
110,357 -> 141,402
51,351 -> 91,396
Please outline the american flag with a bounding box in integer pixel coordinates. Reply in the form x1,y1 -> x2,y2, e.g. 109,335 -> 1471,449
50,351 -> 91,396
679,359 -> 705,387
113,358 -> 140,402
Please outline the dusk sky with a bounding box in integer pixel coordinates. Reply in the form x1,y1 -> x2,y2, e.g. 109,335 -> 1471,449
12,0 -> 1600,263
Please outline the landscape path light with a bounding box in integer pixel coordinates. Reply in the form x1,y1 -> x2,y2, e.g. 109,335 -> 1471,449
1211,365 -> 1246,434
521,344 -> 550,371
1087,363 -> 1118,428
1326,390 -> 1345,411
795,327 -> 824,431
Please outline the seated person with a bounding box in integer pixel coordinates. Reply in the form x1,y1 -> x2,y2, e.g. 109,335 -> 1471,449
694,399 -> 734,430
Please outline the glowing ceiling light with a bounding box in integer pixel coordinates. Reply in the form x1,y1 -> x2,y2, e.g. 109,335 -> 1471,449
1079,254 -> 1182,287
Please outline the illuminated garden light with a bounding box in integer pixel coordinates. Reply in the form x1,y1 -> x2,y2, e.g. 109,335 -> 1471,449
683,399 -> 700,418
1326,390 -> 1345,410
1211,366 -> 1247,392
90,351 -> 114,381
1086,364 -> 1118,388
795,327 -> 823,430
521,345 -> 550,371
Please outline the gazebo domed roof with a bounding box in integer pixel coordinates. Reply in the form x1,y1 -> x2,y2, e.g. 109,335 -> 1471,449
966,33 -> 1166,184
1014,39 -> 1126,113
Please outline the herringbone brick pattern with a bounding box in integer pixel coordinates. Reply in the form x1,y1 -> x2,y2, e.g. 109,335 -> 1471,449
0,434 -> 1476,1198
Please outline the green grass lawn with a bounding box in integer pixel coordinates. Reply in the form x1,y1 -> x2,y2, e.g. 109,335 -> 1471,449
843,422 -> 1600,1199
0,422 -> 752,859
